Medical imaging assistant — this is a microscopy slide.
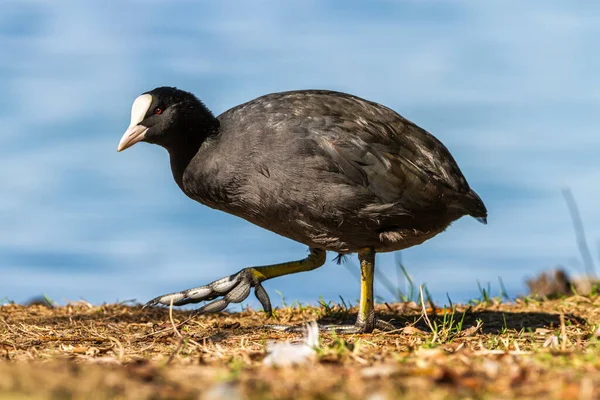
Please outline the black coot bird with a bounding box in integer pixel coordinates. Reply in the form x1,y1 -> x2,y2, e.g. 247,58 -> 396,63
118,87 -> 487,333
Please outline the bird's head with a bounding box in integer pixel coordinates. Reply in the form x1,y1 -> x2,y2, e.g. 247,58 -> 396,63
117,87 -> 218,152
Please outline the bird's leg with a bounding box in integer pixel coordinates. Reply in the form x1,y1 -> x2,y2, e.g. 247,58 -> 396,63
316,248 -> 380,333
267,248 -> 395,334
144,248 -> 326,315
356,247 -> 376,330
289,248 -> 394,334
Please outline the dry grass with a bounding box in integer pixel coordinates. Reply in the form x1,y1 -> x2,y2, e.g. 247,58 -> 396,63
1,295 -> 600,399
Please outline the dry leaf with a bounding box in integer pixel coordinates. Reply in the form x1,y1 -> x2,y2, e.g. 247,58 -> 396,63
458,321 -> 483,337
401,326 -> 425,335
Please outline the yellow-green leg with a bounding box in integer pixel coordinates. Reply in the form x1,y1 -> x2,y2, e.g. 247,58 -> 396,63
146,247 -> 393,334
251,248 -> 326,282
356,248 -> 376,331
316,248 -> 394,333
145,248 -> 326,315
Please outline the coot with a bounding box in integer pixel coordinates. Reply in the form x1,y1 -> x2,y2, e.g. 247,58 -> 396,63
118,87 -> 487,333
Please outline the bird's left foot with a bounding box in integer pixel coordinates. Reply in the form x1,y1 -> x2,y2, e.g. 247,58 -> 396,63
143,250 -> 326,316
143,268 -> 272,315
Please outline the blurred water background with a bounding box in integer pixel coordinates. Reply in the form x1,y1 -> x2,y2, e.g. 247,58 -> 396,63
2,1 -> 600,308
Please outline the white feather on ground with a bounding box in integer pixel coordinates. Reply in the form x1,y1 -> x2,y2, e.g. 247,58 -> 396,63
263,321 -> 319,367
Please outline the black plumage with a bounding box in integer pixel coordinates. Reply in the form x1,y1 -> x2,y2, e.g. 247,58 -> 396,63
118,86 -> 487,331
137,87 -> 485,253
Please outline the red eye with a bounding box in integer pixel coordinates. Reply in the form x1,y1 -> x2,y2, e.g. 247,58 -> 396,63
154,107 -> 164,115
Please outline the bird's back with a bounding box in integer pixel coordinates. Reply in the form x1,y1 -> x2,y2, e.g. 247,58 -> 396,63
184,90 -> 486,252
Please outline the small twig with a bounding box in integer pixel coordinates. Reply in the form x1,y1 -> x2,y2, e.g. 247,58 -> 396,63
419,285 -> 437,343
39,337 -> 109,342
136,314 -> 196,340
107,336 -> 125,360
560,313 -> 568,351
166,336 -> 186,365
348,352 -> 368,365
129,341 -> 158,355
169,298 -> 182,338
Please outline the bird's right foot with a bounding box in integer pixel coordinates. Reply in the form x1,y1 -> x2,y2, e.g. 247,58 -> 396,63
143,268 -> 272,315
264,318 -> 396,334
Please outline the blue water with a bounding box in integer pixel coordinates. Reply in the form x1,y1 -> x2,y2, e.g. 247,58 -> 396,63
2,1 -> 599,309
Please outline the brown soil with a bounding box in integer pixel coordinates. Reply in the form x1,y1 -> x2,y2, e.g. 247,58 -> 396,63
1,296 -> 599,399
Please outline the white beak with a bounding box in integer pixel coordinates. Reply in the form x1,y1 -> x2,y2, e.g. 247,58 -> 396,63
117,94 -> 153,152
117,124 -> 149,152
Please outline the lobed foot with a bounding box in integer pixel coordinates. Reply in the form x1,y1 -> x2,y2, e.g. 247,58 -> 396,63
143,268 -> 272,315
321,318 -> 396,334
265,318 -> 396,334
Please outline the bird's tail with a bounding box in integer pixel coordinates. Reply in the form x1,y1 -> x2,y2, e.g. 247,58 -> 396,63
448,189 -> 488,224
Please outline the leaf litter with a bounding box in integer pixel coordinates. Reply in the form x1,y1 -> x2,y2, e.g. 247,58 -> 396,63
0,294 -> 599,399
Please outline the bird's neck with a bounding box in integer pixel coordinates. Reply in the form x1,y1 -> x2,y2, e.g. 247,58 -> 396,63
167,132 -> 206,190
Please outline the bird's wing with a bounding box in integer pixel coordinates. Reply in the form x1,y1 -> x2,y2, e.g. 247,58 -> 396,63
303,96 -> 472,204
217,90 -> 483,216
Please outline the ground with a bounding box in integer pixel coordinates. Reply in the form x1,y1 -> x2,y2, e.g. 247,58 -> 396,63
1,295 -> 600,399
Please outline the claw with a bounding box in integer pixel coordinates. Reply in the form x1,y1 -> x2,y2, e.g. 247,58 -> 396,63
143,268 -> 272,315
254,282 -> 272,317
